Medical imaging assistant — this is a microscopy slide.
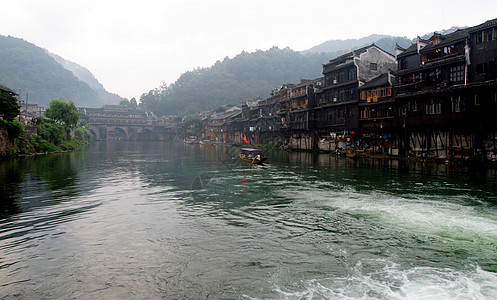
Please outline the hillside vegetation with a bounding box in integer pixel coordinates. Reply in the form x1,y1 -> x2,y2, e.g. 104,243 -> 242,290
140,36 -> 413,116
48,52 -> 125,106
140,47 -> 332,116
0,35 -> 121,108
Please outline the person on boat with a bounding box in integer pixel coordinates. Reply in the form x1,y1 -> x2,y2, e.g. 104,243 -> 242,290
252,154 -> 261,163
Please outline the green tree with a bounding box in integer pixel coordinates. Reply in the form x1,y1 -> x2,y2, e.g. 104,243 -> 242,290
44,98 -> 80,127
130,97 -> 138,110
0,92 -> 20,122
119,97 -> 139,111
119,99 -> 130,106
183,114 -> 201,128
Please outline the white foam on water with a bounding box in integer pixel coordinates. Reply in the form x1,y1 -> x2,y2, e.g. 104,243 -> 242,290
273,187 -> 497,299
274,261 -> 497,299
278,187 -> 497,251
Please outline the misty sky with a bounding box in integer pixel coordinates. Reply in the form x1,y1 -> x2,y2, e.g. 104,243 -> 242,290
1,0 -> 496,100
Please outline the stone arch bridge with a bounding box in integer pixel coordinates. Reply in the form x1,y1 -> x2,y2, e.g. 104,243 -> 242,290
80,105 -> 183,141
89,124 -> 155,140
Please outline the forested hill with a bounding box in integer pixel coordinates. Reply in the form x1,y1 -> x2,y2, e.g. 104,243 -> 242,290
139,47 -> 332,116
140,36 -> 414,116
301,34 -> 412,54
48,52 -> 125,106
0,35 -> 122,108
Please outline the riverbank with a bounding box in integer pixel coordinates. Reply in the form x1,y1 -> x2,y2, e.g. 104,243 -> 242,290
0,121 -> 94,161
280,142 -> 497,170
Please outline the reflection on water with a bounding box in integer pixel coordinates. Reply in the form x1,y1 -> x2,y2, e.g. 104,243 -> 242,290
1,141 -> 497,299
0,152 -> 83,219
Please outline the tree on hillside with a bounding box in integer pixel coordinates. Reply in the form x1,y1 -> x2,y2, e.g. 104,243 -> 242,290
44,98 -> 80,127
0,92 -> 20,122
139,47 -> 331,116
183,114 -> 201,128
0,35 -> 104,108
119,97 -> 139,111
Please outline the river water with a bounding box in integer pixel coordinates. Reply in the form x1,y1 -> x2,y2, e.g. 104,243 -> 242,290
1,141 -> 497,299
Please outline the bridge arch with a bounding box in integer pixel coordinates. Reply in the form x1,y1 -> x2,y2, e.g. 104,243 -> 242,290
139,128 -> 153,140
107,127 -> 128,140
89,128 -> 99,140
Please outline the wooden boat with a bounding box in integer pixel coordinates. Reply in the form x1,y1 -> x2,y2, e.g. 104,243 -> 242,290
240,148 -> 267,165
185,136 -> 199,144
199,139 -> 214,146
346,149 -> 358,159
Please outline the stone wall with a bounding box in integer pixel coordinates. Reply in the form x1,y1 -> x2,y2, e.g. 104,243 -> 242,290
0,128 -> 15,158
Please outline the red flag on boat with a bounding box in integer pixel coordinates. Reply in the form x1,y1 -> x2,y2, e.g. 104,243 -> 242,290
242,134 -> 248,144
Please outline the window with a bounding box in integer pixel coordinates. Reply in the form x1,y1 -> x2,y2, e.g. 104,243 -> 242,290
410,101 -> 418,111
370,63 -> 377,71
476,63 -> 487,74
443,45 -> 456,56
483,30 -> 493,42
403,74 -> 413,84
360,108 -> 371,119
474,94 -> 481,106
436,102 -> 442,114
476,32 -> 483,44
360,91 -> 367,101
427,100 -> 442,114
451,96 -> 464,112
400,59 -> 408,70
449,65 -> 464,82
477,29 -> 496,43
348,89 -> 355,100
348,69 -> 356,80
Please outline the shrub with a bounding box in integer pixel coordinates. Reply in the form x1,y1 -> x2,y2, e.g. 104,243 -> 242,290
0,119 -> 25,141
59,140 -> 83,151
37,122 -> 65,145
29,135 -> 61,153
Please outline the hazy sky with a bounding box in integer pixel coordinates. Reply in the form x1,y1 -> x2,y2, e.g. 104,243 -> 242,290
1,0 -> 496,100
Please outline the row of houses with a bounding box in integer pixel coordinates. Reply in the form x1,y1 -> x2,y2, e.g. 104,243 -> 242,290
198,18 -> 497,162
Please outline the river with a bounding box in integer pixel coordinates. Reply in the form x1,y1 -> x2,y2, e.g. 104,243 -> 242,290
1,141 -> 497,299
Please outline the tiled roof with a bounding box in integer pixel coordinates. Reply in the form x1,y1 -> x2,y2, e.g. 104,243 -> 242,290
397,43 -> 419,58
0,84 -> 17,95
468,18 -> 497,33
325,44 -> 374,66
359,73 -> 391,90
421,29 -> 470,52
212,109 -> 241,120
394,55 -> 465,76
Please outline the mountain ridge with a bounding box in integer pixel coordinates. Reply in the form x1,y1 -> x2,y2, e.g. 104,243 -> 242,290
47,51 -> 126,106
0,25 -> 464,113
0,35 -> 123,108
138,35 -> 418,116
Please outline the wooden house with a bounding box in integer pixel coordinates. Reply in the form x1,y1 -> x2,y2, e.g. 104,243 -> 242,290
391,18 -> 497,159
287,79 -> 321,131
315,44 -> 397,135
358,73 -> 398,154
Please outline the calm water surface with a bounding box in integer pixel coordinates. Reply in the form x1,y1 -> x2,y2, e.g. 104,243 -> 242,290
1,141 -> 497,299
